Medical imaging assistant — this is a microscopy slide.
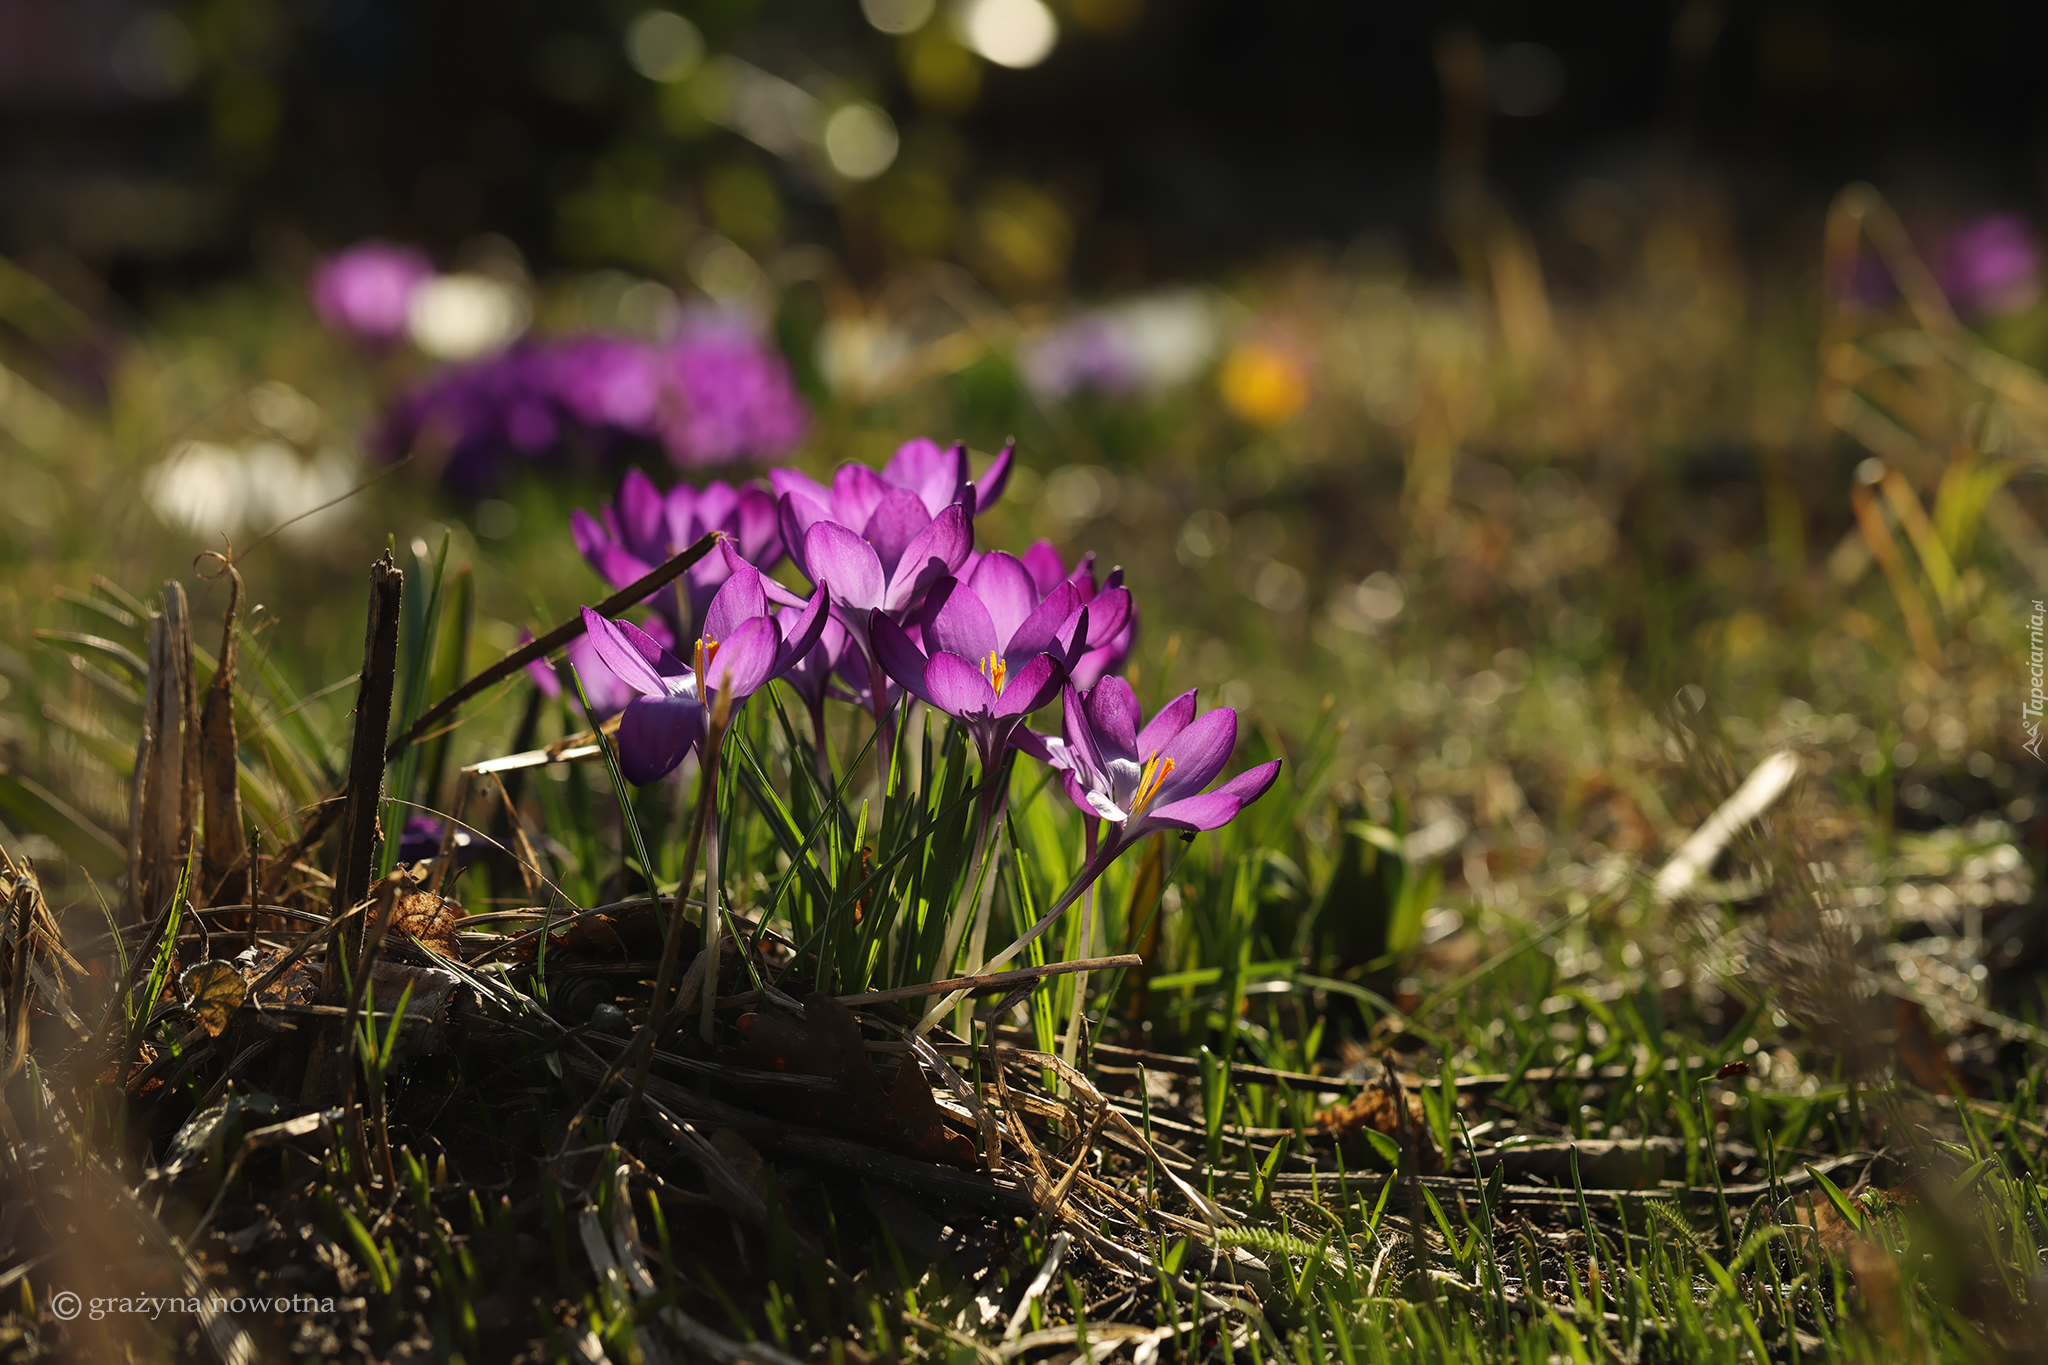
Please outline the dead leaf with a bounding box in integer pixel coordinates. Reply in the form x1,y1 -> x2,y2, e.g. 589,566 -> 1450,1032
733,993 -> 977,1168
179,960 -> 247,1037
1314,1085 -> 1444,1174
1892,998 -> 1967,1095
390,887 -> 462,959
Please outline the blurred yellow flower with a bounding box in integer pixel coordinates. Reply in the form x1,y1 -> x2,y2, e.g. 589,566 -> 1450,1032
1217,341 -> 1310,426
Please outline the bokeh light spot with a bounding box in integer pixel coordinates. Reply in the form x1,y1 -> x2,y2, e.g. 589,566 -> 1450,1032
823,103 -> 900,180
862,0 -> 937,35
625,11 -> 704,83
955,0 -> 1058,70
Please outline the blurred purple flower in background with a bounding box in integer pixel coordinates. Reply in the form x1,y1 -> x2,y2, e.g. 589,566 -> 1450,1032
396,814 -> 477,869
310,240 -> 434,343
1938,212 -> 2041,318
666,320 -> 811,465
379,323 -> 809,489
1020,313 -> 1140,402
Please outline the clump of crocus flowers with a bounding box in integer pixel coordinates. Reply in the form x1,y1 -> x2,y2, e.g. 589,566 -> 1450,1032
541,438 -> 1280,1048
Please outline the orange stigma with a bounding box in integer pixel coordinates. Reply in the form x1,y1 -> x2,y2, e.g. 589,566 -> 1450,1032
693,635 -> 719,680
1132,752 -> 1176,813
980,650 -> 1007,696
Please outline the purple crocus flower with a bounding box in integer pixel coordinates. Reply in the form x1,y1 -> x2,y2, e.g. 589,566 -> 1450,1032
1017,540 -> 1136,689
663,320 -> 811,466
578,564 -> 829,783
866,557 -> 1084,769
1938,212 -> 2041,318
571,468 -> 783,633
523,623 -> 658,717
1028,679 -> 1282,861
771,437 -> 1013,548
310,239 -> 434,343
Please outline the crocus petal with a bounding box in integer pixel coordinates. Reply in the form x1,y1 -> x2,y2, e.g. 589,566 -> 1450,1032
773,581 -> 830,674
861,487 -> 932,580
992,652 -> 1062,718
1083,677 -> 1141,764
1019,540 -> 1066,595
869,610 -> 937,707
882,437 -> 962,517
722,542 -> 808,607
919,577 -> 1000,663
521,630 -> 561,699
1076,586 -> 1131,649
975,441 -> 1013,513
1151,706 -> 1239,806
593,543 -> 655,595
777,491 -> 832,583
616,466 -> 669,561
829,463 -> 890,532
1145,759 -> 1282,833
1134,688 -> 1200,760
580,609 -> 676,698
693,480 -> 739,530
617,695 -> 704,785
733,486 -> 782,565
1006,582 -> 1082,661
768,466 -> 832,510
702,563 -> 768,644
1012,727 -> 1057,764
704,616 -> 779,702
923,651 -> 998,718
882,503 -> 972,612
805,521 -> 887,613
571,508 -> 610,563
967,551 -> 1040,651
1056,683 -> 1109,790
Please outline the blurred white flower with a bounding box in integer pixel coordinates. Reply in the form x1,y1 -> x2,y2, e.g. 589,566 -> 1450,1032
407,273 -> 530,360
143,440 -> 359,542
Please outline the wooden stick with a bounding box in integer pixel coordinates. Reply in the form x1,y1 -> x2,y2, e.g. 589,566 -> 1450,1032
324,552 -> 403,1000
383,532 -> 717,764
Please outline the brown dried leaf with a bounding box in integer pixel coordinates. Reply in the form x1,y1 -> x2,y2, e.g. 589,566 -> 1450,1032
1313,1085 -> 1444,1174
1892,998 -> 1967,1095
733,992 -> 977,1167
390,888 -> 462,959
178,960 -> 247,1037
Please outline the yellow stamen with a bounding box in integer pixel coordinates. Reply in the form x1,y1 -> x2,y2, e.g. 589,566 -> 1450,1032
980,650 -> 1007,696
694,635 -> 719,680
1132,752 -> 1176,813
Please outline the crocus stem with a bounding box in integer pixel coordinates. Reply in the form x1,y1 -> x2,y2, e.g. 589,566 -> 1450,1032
808,698 -> 834,789
928,773 -> 1002,988
698,793 -> 723,1045
1058,818 -> 1101,1074
959,766 -> 1012,977
629,727 -> 719,1115
868,651 -> 893,801
915,841 -> 1115,1035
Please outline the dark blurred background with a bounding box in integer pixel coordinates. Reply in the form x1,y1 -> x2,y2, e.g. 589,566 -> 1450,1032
2,0 -> 2044,306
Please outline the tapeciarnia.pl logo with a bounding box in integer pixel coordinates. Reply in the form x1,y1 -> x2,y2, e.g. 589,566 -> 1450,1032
2026,600 -> 2046,761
